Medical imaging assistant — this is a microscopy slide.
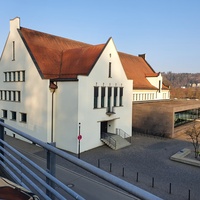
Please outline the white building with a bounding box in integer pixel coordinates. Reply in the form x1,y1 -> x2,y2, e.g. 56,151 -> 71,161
119,53 -> 170,102
0,17 -> 133,153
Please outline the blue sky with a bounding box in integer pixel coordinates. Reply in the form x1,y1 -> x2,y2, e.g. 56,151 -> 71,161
0,0 -> 200,73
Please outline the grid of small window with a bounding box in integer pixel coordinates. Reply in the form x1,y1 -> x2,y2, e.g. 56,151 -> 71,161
0,90 -> 21,102
4,70 -> 25,82
94,86 -> 123,109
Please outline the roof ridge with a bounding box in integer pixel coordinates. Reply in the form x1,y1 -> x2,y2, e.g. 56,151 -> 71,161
20,27 -> 91,48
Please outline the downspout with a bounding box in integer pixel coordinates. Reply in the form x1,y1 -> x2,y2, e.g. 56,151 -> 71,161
49,81 -> 58,143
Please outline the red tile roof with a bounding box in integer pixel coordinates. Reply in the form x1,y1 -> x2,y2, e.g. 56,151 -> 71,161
119,52 -> 158,89
19,27 -> 169,90
19,27 -> 105,79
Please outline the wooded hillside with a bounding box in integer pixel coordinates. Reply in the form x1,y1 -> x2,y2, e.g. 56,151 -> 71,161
162,72 -> 200,99
162,72 -> 200,88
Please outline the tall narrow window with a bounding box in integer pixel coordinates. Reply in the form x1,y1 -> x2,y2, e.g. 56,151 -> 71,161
8,72 -> 11,81
101,87 -> 105,108
12,41 -> 15,61
119,87 -> 123,106
108,62 -> 112,78
4,91 -> 7,101
159,80 -> 161,93
17,71 -> 20,81
94,87 -> 99,108
13,91 -> 16,101
4,72 -> 7,82
107,87 -> 112,112
17,91 -> 21,102
22,71 -> 25,81
8,91 -> 11,101
114,87 -> 118,106
13,72 -> 16,81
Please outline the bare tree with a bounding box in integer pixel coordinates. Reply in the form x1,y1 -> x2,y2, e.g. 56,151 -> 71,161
185,121 -> 200,158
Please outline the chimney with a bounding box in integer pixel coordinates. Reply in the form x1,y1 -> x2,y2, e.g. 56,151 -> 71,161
138,54 -> 146,60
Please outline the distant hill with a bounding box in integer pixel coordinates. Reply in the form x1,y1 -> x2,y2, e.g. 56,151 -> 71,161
162,72 -> 200,99
162,72 -> 200,88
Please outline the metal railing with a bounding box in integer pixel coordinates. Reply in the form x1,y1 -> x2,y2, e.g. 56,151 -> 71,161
116,128 -> 132,143
0,119 -> 163,200
101,132 -> 116,149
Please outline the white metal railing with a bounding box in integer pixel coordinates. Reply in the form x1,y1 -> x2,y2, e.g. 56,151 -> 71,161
116,128 -> 132,143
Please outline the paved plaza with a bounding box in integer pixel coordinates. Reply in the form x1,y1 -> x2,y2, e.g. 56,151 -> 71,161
3,133 -> 200,200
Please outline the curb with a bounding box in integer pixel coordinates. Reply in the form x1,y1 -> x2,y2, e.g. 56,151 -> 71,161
170,148 -> 200,167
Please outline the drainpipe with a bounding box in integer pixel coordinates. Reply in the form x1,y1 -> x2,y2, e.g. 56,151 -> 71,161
49,81 -> 58,143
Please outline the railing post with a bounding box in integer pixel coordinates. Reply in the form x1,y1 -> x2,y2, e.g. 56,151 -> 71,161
0,119 -> 5,162
46,142 -> 56,199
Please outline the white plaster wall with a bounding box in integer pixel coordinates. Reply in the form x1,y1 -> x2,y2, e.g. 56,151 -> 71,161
54,82 -> 78,153
77,38 -> 133,153
0,18 -> 50,142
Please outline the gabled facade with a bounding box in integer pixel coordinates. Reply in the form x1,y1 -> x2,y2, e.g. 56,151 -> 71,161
119,53 -> 170,102
0,18 -> 133,153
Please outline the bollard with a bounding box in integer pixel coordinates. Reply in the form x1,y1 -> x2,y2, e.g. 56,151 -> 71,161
109,163 -> 112,172
136,172 -> 139,182
122,167 -> 125,177
169,183 -> 172,194
98,159 -> 100,168
188,189 -> 190,200
151,177 -> 154,188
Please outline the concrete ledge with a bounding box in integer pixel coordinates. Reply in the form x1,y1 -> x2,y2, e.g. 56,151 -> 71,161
170,148 -> 200,167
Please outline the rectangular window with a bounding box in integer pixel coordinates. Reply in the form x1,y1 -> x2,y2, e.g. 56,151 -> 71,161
13,72 -> 16,81
8,72 -> 11,81
114,87 -> 118,106
0,91 -> 2,100
8,91 -> 11,101
10,111 -> 17,121
4,91 -> 7,101
18,71 -> 20,81
17,91 -> 21,102
12,41 -> 15,61
22,71 -> 25,82
13,91 -> 16,101
20,113 -> 27,123
108,62 -> 112,78
107,87 -> 112,111
159,80 -> 161,93
94,87 -> 99,108
101,87 -> 105,108
119,87 -> 123,106
2,110 -> 7,119
4,72 -> 7,82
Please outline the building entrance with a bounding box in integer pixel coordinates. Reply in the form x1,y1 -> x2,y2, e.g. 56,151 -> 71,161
100,121 -> 107,138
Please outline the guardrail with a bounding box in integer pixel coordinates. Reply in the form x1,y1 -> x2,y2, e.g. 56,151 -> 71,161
116,128 -> 132,143
101,132 -> 116,149
0,119 -> 163,200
